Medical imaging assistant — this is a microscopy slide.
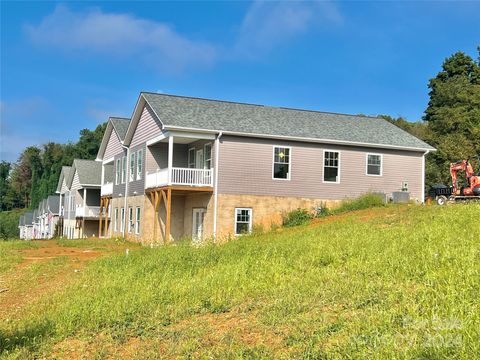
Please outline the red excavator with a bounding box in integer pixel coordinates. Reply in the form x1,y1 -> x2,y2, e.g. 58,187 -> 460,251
431,157 -> 480,205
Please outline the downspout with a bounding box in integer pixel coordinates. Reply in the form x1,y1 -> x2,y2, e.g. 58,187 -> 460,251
421,150 -> 430,204
213,131 -> 223,240
122,144 -> 130,238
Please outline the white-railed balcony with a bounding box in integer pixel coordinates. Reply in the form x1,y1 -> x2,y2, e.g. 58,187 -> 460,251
146,167 -> 213,189
101,182 -> 113,196
75,205 -> 101,218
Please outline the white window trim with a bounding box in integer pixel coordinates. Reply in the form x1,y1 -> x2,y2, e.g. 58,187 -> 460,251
136,149 -> 143,180
114,208 -> 119,231
272,145 -> 292,181
366,153 -> 383,177
204,143 -> 212,169
121,156 -> 127,184
120,207 -> 125,232
234,207 -> 253,236
129,152 -> 136,182
188,148 -> 195,168
135,207 -> 141,235
128,207 -> 133,233
322,149 -> 341,184
115,159 -> 120,185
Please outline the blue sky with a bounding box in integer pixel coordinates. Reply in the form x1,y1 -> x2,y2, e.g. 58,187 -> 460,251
1,1 -> 479,162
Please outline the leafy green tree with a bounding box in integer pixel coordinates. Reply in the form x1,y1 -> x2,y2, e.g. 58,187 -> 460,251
423,49 -> 480,186
0,161 -> 11,211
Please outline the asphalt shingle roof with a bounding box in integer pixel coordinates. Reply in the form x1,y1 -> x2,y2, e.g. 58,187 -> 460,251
111,117 -> 130,141
142,92 -> 434,151
56,166 -> 72,193
67,159 -> 102,187
47,195 -> 60,214
24,212 -> 33,225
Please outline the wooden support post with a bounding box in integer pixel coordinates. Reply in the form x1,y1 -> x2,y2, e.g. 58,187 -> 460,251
99,198 -> 103,239
105,198 -> 110,238
165,188 -> 172,243
150,191 -> 156,242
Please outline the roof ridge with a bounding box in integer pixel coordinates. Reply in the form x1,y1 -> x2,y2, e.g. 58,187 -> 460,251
141,91 -> 383,120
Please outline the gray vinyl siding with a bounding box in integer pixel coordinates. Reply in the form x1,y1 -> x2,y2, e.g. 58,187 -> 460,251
130,104 -> 162,148
104,131 -> 123,160
104,163 -> 114,183
71,171 -> 81,191
112,148 -> 127,198
146,143 -> 189,173
217,135 -> 424,201
128,143 -> 146,196
65,191 -> 76,220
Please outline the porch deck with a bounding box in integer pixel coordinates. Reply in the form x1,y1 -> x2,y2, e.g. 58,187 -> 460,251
145,167 -> 213,190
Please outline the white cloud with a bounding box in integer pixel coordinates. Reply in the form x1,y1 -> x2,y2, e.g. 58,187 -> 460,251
25,3 -> 342,72
25,5 -> 216,73
234,1 -> 342,58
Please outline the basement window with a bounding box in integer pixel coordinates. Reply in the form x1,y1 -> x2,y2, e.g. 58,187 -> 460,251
135,207 -> 141,235
367,154 -> 382,176
128,207 -> 134,233
235,208 -> 252,235
120,207 -> 125,232
114,208 -> 119,231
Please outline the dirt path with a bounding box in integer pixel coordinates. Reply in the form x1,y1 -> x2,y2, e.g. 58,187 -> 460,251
0,239 -> 132,320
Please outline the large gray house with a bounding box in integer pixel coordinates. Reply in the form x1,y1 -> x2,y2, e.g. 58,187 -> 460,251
95,92 -> 434,243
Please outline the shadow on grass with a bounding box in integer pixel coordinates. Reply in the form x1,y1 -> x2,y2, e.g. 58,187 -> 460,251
0,321 -> 53,356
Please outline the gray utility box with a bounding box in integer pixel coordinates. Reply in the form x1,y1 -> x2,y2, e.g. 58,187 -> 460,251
392,191 -> 410,203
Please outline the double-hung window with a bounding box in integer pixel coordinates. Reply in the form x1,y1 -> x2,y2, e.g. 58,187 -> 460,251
115,159 -> 121,185
273,146 -> 291,180
135,207 -> 141,234
114,208 -> 119,231
188,148 -> 195,168
204,143 -> 212,169
366,154 -> 382,176
129,152 -> 135,182
120,207 -> 125,232
235,208 -> 252,235
323,151 -> 340,183
128,207 -> 133,233
121,156 -> 127,184
136,149 -> 143,180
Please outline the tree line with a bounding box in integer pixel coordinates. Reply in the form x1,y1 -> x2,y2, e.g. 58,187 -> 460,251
1,48 -> 479,213
0,123 -> 106,211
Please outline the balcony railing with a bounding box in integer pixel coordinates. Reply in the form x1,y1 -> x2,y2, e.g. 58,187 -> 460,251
101,182 -> 113,196
76,205 -> 101,218
146,167 -> 213,189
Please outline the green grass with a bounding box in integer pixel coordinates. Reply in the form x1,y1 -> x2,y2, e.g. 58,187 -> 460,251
0,241 -> 39,273
0,209 -> 27,240
1,204 -> 480,358
331,192 -> 386,214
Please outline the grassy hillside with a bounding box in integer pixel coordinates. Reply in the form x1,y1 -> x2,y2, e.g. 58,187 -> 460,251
0,209 -> 26,240
1,204 -> 479,358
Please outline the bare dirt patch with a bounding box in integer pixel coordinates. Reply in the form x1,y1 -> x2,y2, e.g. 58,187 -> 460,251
0,239 -> 130,321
